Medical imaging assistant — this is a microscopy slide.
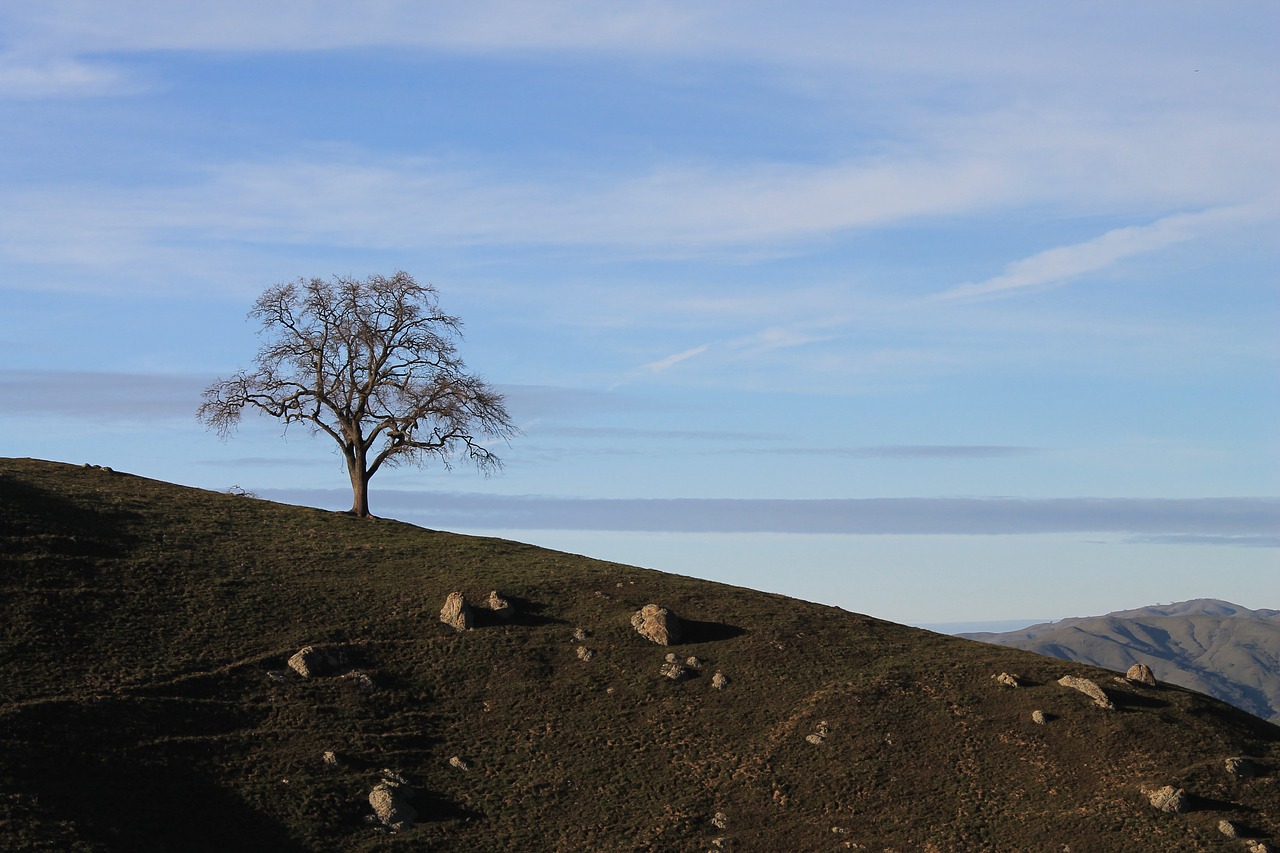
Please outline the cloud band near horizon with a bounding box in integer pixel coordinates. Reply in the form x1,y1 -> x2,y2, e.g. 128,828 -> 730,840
255,489 -> 1279,543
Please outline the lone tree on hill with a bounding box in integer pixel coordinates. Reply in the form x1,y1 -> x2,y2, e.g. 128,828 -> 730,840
198,271 -> 516,517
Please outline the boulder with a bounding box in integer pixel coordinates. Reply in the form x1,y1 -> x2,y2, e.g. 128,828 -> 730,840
1057,675 -> 1115,710
1146,785 -> 1189,814
1224,756 -> 1260,778
368,773 -> 417,830
1218,819 -> 1239,838
287,646 -> 340,679
1031,710 -> 1047,725
1125,663 -> 1157,686
487,590 -> 514,619
440,592 -> 472,632
631,604 -> 682,645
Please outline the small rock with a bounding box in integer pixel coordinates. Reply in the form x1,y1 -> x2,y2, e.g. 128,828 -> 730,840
711,811 -> 728,830
805,733 -> 825,745
660,661 -> 688,681
685,656 -> 702,668
449,756 -> 469,771
1218,819 -> 1239,838
711,671 -> 729,690
266,669 -> 289,685
1057,675 -> 1115,710
665,652 -> 678,663
572,627 -> 588,642
487,590 -> 514,619
1249,844 -> 1274,853
815,721 -> 829,737
287,646 -> 339,679
631,603 -> 682,645
1031,710 -> 1047,725
369,773 -> 416,830
1146,785 -> 1188,814
994,672 -> 1021,688
1224,756 -> 1260,778
344,670 -> 377,693
440,591 -> 472,632
322,750 -> 343,769
576,645 -> 594,662
1125,663 -> 1157,686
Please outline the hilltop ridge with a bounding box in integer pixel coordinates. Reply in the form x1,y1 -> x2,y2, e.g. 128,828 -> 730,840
2,458 -> 1278,851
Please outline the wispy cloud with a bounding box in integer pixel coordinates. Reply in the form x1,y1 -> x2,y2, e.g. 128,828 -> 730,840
255,489 -> 1280,541
927,206 -> 1265,304
0,369 -> 208,420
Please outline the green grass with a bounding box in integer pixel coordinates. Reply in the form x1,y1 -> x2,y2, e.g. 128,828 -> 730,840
2,457 -> 1278,851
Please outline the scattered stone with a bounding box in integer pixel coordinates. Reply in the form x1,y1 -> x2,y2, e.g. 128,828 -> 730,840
322,750 -> 343,769
1225,756 -> 1261,778
344,670 -> 377,693
266,669 -> 289,685
1057,675 -> 1115,710
1031,710 -> 1048,725
449,756 -> 469,771
805,733 -> 825,745
487,590 -> 514,619
1146,785 -> 1189,814
993,672 -> 1022,688
1249,843 -> 1274,853
287,646 -> 340,679
1218,819 -> 1240,838
631,604 -> 682,646
660,661 -> 688,681
665,652 -> 678,663
440,591 -> 472,632
1125,663 -> 1157,686
368,772 -> 416,830
711,671 -> 729,690
815,721 -> 829,737
576,646 -> 595,662
711,811 -> 728,830
685,656 -> 702,668
572,627 -> 589,642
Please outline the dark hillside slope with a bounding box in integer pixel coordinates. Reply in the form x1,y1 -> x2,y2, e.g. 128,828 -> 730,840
2,458 -> 1278,852
962,603 -> 1280,724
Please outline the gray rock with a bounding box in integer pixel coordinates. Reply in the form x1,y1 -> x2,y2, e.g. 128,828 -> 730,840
344,670 -> 377,693
1057,675 -> 1115,709
1218,819 -> 1239,838
711,811 -> 728,830
575,645 -> 594,662
631,604 -> 682,646
1146,785 -> 1189,814
711,671 -> 729,690
1031,710 -> 1047,725
487,590 -> 514,619
440,591 -> 472,632
994,672 -> 1021,688
287,646 -> 340,679
1225,756 -> 1261,778
369,773 -> 417,830
322,750 -> 343,769
660,661 -> 688,681
1125,663 -> 1157,686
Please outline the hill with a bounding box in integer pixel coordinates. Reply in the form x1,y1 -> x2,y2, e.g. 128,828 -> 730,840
2,458 -> 1278,851
960,601 -> 1280,725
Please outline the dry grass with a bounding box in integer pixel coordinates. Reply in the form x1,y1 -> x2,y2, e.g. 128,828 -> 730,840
2,457 -> 1278,852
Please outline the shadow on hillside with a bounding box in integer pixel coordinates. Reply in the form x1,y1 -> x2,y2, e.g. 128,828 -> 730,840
0,473 -> 137,567
473,596 -> 565,629
680,618 -> 747,644
1110,689 -> 1171,710
3,696 -> 304,852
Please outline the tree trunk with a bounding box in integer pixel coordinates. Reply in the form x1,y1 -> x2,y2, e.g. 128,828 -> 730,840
346,449 -> 372,517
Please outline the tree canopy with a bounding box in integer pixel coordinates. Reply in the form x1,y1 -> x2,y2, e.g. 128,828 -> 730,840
198,271 -> 517,517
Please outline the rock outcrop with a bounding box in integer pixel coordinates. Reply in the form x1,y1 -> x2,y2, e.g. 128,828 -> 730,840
368,771 -> 417,830
1146,785 -> 1189,814
287,645 -> 340,679
1057,675 -> 1115,709
1125,663 -> 1157,686
631,604 -> 682,645
440,592 -> 473,632
487,590 -> 514,619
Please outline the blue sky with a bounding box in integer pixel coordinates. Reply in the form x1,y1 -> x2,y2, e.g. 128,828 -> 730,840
2,1 -> 1277,627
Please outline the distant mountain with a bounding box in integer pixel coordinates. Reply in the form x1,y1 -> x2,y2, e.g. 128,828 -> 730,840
961,599 -> 1280,723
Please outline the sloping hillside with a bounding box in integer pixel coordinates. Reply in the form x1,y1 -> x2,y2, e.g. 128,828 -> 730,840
962,601 -> 1280,724
2,458 -> 1278,852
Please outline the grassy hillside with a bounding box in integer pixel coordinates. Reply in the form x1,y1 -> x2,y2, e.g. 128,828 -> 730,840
962,605 -> 1280,724
2,458 -> 1278,852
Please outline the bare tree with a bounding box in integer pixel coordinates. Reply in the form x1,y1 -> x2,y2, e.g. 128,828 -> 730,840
198,271 -> 517,517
